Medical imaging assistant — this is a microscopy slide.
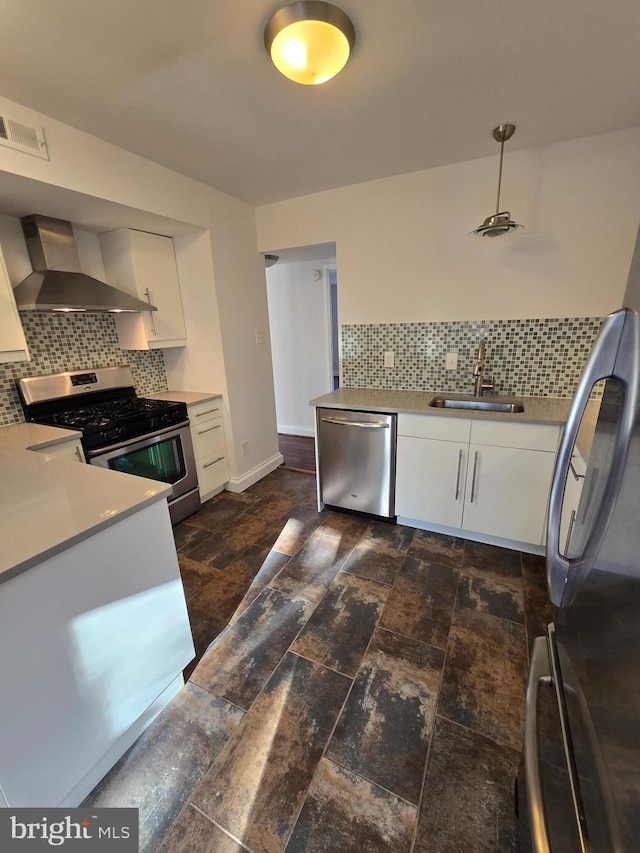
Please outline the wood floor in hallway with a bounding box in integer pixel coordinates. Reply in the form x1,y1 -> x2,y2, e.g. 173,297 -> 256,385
278,433 -> 316,473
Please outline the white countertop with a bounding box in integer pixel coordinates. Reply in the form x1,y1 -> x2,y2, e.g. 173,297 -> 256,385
147,390 -> 222,406
310,387 -> 601,458
310,388 -> 575,424
0,422 -> 171,584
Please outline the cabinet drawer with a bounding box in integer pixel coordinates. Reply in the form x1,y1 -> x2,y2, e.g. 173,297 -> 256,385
398,413 -> 471,442
197,451 -> 229,497
191,417 -> 225,460
470,420 -> 560,451
189,399 -> 223,425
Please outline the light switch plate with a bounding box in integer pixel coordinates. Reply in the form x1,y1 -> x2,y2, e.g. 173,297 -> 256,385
384,350 -> 395,368
446,352 -> 458,370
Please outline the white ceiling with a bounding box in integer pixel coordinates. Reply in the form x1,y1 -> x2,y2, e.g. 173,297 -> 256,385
0,0 -> 638,207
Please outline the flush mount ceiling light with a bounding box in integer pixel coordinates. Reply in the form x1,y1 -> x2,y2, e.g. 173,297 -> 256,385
264,253 -> 279,267
469,124 -> 524,238
264,1 -> 356,85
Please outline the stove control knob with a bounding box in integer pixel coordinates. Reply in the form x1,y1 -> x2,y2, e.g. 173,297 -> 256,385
118,427 -> 126,436
160,412 -> 171,424
100,431 -> 109,440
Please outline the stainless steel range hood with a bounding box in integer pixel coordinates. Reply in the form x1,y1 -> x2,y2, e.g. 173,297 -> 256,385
13,215 -> 157,313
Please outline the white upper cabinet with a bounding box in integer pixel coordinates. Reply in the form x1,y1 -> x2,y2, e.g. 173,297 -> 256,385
99,229 -> 186,350
0,242 -> 29,363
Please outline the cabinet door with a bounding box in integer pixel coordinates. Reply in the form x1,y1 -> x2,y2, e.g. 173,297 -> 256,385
462,444 -> 556,544
0,244 -> 29,363
128,230 -> 186,345
34,439 -> 85,463
396,436 -> 467,528
100,229 -> 186,349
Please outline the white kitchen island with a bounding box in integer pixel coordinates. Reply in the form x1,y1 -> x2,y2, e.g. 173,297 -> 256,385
0,423 -> 195,808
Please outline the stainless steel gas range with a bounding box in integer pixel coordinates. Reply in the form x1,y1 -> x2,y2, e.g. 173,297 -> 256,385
18,366 -> 200,524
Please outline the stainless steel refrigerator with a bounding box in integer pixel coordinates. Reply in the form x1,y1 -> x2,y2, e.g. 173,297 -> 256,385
520,239 -> 640,850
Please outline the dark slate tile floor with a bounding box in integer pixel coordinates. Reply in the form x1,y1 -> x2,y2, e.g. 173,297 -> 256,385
84,467 -> 555,852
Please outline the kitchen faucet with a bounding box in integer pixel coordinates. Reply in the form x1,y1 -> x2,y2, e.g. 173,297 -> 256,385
473,340 -> 494,396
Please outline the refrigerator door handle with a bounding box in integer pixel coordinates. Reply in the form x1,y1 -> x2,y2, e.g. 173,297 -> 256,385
524,636 -> 553,853
547,309 -> 640,606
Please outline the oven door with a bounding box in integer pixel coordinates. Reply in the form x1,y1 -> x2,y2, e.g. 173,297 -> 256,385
87,422 -> 200,524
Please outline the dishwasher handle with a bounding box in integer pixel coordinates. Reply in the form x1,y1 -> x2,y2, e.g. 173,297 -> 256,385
320,417 -> 390,429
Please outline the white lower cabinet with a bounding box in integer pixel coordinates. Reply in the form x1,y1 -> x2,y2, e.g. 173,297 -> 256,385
188,398 -> 229,500
396,437 -> 468,528
396,413 -> 560,547
461,442 -> 556,543
32,437 -> 85,463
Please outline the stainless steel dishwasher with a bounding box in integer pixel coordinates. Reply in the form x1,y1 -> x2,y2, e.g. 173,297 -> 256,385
316,408 -> 397,518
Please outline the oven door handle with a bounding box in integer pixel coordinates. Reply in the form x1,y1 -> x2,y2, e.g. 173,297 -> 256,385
85,420 -> 190,458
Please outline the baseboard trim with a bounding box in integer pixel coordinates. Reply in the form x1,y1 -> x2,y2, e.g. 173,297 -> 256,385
277,425 -> 315,438
226,452 -> 284,493
396,516 -> 544,556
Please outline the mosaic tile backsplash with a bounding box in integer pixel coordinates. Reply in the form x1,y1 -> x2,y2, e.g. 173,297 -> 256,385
0,313 -> 168,425
341,316 -> 604,398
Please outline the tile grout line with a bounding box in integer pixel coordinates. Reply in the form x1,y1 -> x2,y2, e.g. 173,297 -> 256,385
278,520 -> 378,852
409,539 -> 467,853
191,803 -> 256,853
166,487 -> 327,850
181,507 -> 365,852
281,532 -> 423,851
176,486 -> 531,851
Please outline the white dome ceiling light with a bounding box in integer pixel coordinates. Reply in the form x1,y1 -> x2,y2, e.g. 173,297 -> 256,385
469,124 -> 524,239
264,1 -> 356,86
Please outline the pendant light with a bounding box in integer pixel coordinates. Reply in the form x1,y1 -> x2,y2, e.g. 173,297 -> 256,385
264,1 -> 356,85
468,124 -> 524,238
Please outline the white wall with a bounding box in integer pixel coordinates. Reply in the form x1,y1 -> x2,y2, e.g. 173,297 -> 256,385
256,128 -> 640,324
266,260 -> 333,435
0,96 -> 280,488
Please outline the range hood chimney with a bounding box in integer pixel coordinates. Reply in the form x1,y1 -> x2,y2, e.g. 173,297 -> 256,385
13,215 -> 158,313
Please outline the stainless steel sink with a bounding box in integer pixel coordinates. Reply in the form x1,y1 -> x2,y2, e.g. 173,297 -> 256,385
429,396 -> 525,413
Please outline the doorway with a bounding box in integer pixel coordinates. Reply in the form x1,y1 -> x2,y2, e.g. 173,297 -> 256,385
265,244 -> 338,471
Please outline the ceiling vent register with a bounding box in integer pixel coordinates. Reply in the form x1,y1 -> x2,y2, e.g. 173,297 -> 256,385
0,115 -> 49,160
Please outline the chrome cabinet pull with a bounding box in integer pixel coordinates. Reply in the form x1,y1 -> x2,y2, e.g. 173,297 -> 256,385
144,288 -> 157,336
564,509 -> 576,555
196,408 -> 220,417
197,425 -> 221,435
203,456 -> 224,469
569,458 -> 585,481
470,451 -> 479,503
580,465 -> 598,525
454,449 -> 463,500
